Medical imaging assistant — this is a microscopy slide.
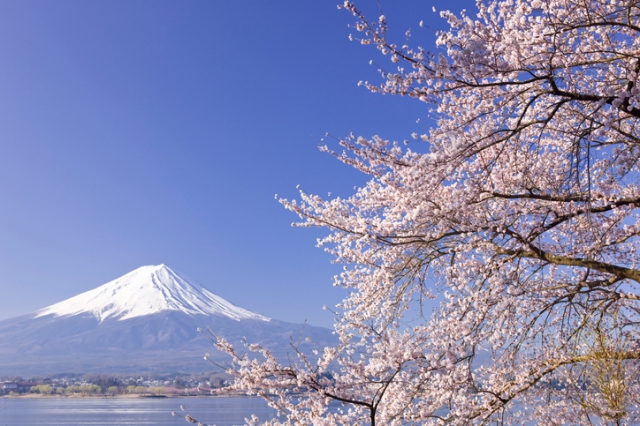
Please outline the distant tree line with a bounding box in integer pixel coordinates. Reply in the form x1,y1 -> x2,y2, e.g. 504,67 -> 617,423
2,372 -> 232,396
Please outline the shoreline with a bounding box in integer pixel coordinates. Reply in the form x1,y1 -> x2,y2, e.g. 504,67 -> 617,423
0,393 -> 253,399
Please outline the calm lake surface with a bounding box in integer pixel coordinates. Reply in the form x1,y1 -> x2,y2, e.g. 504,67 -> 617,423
0,396 -> 277,426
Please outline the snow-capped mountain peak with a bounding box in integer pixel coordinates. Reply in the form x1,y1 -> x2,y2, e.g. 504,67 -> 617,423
35,264 -> 270,322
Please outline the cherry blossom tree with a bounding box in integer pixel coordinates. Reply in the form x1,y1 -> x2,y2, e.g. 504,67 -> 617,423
195,0 -> 640,424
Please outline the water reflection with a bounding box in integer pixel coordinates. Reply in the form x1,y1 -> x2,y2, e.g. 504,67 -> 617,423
0,396 -> 277,426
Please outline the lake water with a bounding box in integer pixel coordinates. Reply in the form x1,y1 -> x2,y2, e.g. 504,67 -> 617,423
0,396 -> 278,426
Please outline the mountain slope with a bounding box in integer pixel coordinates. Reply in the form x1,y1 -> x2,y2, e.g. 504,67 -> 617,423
0,265 -> 335,375
36,264 -> 269,322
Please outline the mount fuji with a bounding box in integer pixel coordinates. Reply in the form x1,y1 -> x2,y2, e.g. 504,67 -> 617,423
36,264 -> 270,323
0,265 -> 336,375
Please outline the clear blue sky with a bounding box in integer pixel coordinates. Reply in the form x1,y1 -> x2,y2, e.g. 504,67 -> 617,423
0,0 -> 471,327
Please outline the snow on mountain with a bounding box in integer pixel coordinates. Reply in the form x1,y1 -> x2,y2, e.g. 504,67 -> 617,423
35,264 -> 270,322
0,264 -> 338,375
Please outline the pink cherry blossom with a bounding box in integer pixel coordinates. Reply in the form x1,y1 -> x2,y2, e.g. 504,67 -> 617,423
191,0 -> 640,424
